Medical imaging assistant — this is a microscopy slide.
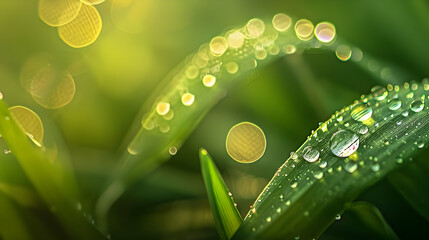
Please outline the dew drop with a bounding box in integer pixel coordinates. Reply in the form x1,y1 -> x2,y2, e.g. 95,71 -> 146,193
388,99 -> 402,110
313,171 -> 324,179
286,200 -> 291,206
370,162 -> 380,172
247,19 -> 265,38
4,149 -> 11,154
351,103 -> 373,122
294,19 -> 314,41
330,130 -> 359,157
156,102 -> 170,115
168,146 -> 177,155
276,207 -> 281,213
314,22 -> 336,43
0,92 -> 3,100
410,100 -> 424,112
302,146 -> 320,162
402,111 -> 409,117
290,152 -> 298,160
335,214 -> 341,220
335,45 -> 352,61
291,181 -> 298,188
272,13 -> 292,32
396,158 -> 403,164
371,86 -> 388,100
266,216 -> 272,222
319,161 -> 327,168
227,31 -> 245,49
344,161 -> 358,174
210,36 -> 228,56
202,75 -> 216,87
181,93 -> 195,106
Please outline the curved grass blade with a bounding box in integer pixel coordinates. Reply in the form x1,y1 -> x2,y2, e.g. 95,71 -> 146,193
0,100 -> 105,239
347,202 -> 399,240
200,148 -> 242,239
388,155 -> 429,221
232,81 -> 429,239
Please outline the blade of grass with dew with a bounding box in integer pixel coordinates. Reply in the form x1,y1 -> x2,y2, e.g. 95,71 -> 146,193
347,201 -> 399,240
200,148 -> 242,240
0,100 -> 105,239
232,81 -> 429,239
388,155 -> 429,221
97,13 -> 354,220
96,13 -> 412,225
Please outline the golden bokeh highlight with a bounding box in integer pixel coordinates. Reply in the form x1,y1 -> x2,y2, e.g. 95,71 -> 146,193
272,13 -> 292,32
80,0 -> 105,5
226,122 -> 266,163
20,57 -> 75,109
209,36 -> 228,56
156,102 -> 170,115
336,45 -> 352,61
58,4 -> 102,48
202,75 -> 216,87
294,19 -> 314,41
181,93 -> 195,106
226,62 -> 239,74
39,0 -> 82,27
9,106 -> 44,147
227,31 -> 245,49
247,19 -> 265,38
314,22 -> 336,43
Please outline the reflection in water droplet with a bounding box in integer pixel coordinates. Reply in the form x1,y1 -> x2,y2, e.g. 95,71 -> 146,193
272,13 -> 292,32
335,214 -> 341,220
410,100 -> 424,112
371,86 -> 388,100
335,45 -> 352,61
9,106 -> 44,147
291,182 -> 298,188
302,146 -> 320,162
351,103 -> 373,122
294,19 -> 314,41
202,75 -> 216,87
330,130 -> 359,157
319,161 -> 327,168
314,22 -> 336,43
402,111 -> 409,117
388,99 -> 402,110
226,122 -> 266,163
344,162 -> 358,173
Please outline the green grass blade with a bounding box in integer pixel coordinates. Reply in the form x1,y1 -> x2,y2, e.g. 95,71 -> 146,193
0,100 -> 105,239
0,192 -> 32,240
200,148 -> 242,240
233,81 -> 429,239
347,202 -> 399,240
388,155 -> 429,221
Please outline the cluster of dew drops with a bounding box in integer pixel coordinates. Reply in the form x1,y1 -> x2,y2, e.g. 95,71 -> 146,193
246,80 -> 429,233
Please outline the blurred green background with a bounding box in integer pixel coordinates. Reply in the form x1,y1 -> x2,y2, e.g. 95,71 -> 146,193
1,0 -> 429,239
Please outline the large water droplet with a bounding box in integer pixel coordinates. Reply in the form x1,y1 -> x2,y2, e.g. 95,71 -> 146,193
302,146 -> 319,162
388,99 -> 402,110
410,100 -> 424,112
371,86 -> 388,100
351,103 -> 373,122
330,130 -> 359,157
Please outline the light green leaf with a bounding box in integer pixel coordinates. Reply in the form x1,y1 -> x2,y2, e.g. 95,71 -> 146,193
200,148 -> 242,240
233,82 -> 429,239
388,155 -> 429,221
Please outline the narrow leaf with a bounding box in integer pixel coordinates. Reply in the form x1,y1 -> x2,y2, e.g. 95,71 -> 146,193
388,155 -> 429,221
200,148 -> 242,240
347,202 -> 399,240
233,82 -> 429,239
